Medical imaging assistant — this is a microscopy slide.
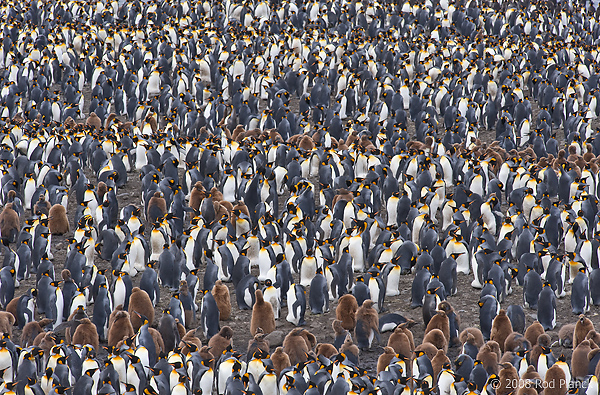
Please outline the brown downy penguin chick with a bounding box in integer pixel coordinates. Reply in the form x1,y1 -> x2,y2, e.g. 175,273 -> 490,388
213,201 -> 230,220
423,328 -> 448,353
586,330 -> 600,346
176,320 -> 186,340
332,189 -> 354,207
248,330 -> 270,358
0,203 -> 19,243
128,287 -> 155,332
179,329 -> 202,354
425,311 -> 450,344
497,362 -> 519,395
530,333 -> 552,367
71,318 -> 99,350
283,328 -> 311,366
491,310 -> 513,353
108,304 -> 126,329
574,314 -> 594,349
477,341 -> 500,375
107,309 -> 134,347
33,195 -> 51,216
521,364 -> 542,383
146,192 -> 167,223
65,306 -> 88,344
524,321 -> 545,346
208,326 -> 234,358
298,135 -> 316,151
460,328 -> 485,349
340,333 -> 360,364
315,343 -> 338,359
22,318 -> 52,347
148,327 -> 165,355
231,201 -> 250,218
544,364 -> 568,395
377,347 -> 397,374
199,346 -> 215,368
5,297 -> 18,323
48,203 -> 69,234
558,323 -> 575,348
504,332 -> 531,353
432,351 -> 451,384
355,299 -> 379,348
516,380 -> 538,395
571,340 -> 592,379
336,294 -> 359,330
86,112 -> 102,130
415,342 -> 438,361
211,280 -> 231,321
97,181 -> 107,202
271,347 -> 291,376
387,325 -> 413,359
189,182 -> 205,212
38,332 -> 56,357
332,319 -> 348,342
250,289 -> 275,336
0,312 -> 15,337
209,187 -> 224,203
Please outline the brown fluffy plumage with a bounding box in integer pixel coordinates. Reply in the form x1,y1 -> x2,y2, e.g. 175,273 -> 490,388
423,328 -> 448,353
248,330 -> 270,358
340,333 -> 360,364
315,343 -> 338,359
208,326 -> 234,358
179,329 -> 202,354
271,347 -> 291,376
86,113 -> 102,130
21,319 -> 52,347
524,321 -> 545,346
544,364 -> 568,395
377,347 -> 397,374
250,289 -> 275,335
497,362 -> 519,395
415,342 -> 438,361
431,350 -> 451,384
387,325 -> 413,359
33,195 -> 51,216
558,323 -> 575,348
146,191 -> 167,223
71,318 -> 99,350
477,341 -> 500,375
108,308 -> 134,347
460,327 -> 485,349
354,300 -> 379,349
0,311 -> 15,337
5,298 -> 18,326
574,314 -> 594,349
189,182 -> 205,212
503,332 -> 531,353
530,333 -> 552,367
425,311 -> 450,344
336,294 -> 358,331
0,203 -> 19,243
48,204 -> 69,234
283,328 -> 314,366
491,310 -> 513,353
148,327 -> 165,355
571,339 -> 592,379
128,287 -> 155,332
211,280 -> 231,321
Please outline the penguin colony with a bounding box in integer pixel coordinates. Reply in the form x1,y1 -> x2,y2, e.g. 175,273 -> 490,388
0,0 -> 598,393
